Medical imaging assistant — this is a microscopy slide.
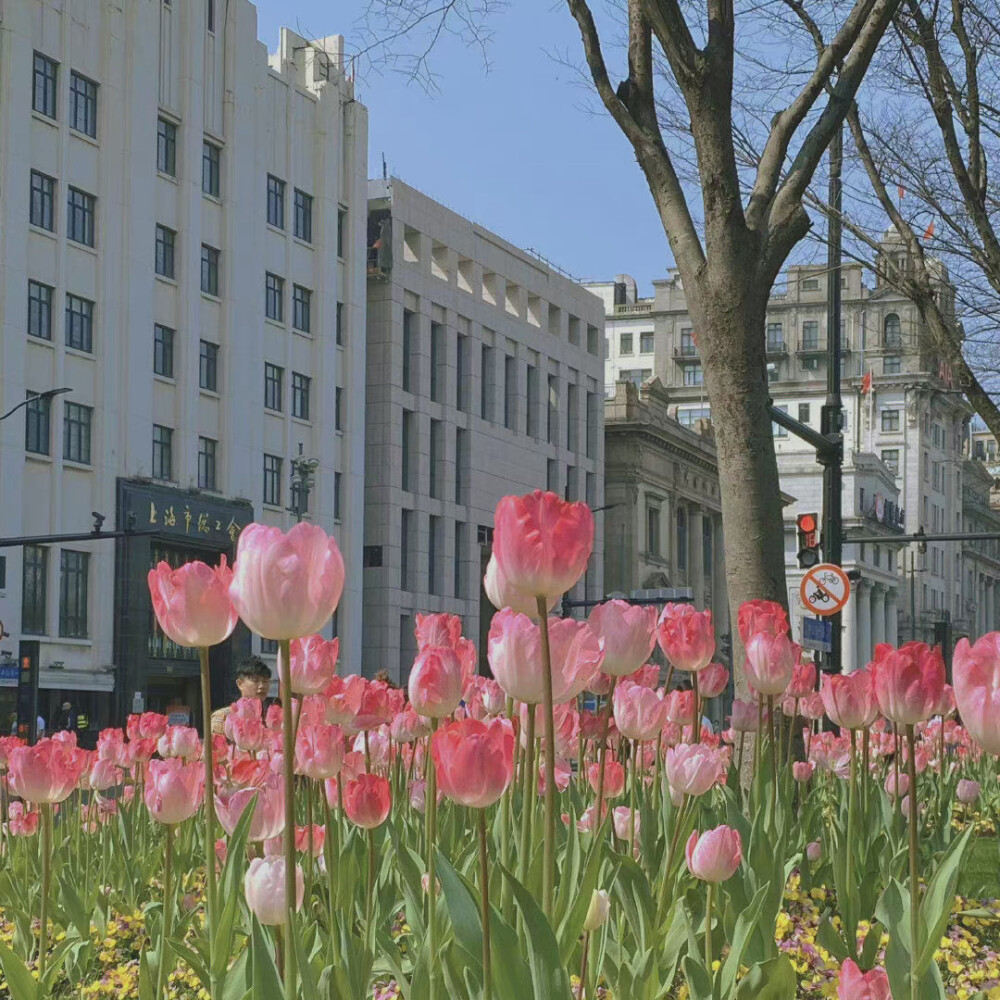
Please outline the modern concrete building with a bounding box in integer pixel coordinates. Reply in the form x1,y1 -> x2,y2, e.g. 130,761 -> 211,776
364,179 -> 606,682
0,0 -> 367,735
588,227 -> 992,668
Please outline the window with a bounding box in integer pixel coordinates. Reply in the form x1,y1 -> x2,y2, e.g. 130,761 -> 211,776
335,387 -> 343,431
69,72 -> 97,137
266,175 -> 285,229
547,459 -> 559,493
65,294 -> 94,352
28,281 -> 53,340
482,346 -> 495,421
547,374 -> 558,443
766,322 -> 783,350
202,140 -> 221,197
21,545 -> 48,635
428,516 -> 441,594
201,245 -> 219,295
198,437 -> 217,490
157,118 -> 177,176
152,425 -> 173,480
646,506 -> 660,557
291,372 -> 310,420
155,225 -> 176,279
336,302 -> 344,345
798,403 -> 811,423
454,522 -> 465,598
294,189 -> 313,242
801,277 -> 819,291
884,313 -> 902,348
586,391 -> 598,458
67,187 -> 96,246
455,428 -> 467,503
263,454 -> 282,506
0,557 -> 5,591
456,334 -> 468,411
567,382 -> 578,451
288,285 -> 312,333
337,206 -> 347,257
25,393 -> 51,455
200,340 -> 218,391
504,355 -> 517,430
884,354 -> 901,374
640,331 -> 654,353
334,471 -> 342,521
207,0 -> 215,31
430,420 -> 442,498
620,333 -> 633,355
526,365 -> 539,439
431,323 -> 445,403
402,409 -> 414,491
63,403 -> 92,464
881,448 -> 900,474
32,53 -> 58,118
680,328 -> 696,356
881,409 -> 900,432
30,171 -> 55,231
677,509 -> 688,571
772,403 -> 788,437
683,364 -> 704,387
265,273 -> 284,322
801,320 -> 819,350
57,550 -> 90,638
400,509 -> 412,590
264,363 -> 283,411
153,324 -> 174,377
403,310 -> 414,392
678,406 -> 711,428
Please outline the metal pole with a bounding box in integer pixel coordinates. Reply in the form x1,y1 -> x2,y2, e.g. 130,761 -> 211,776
821,123 -> 844,673
910,550 -> 917,642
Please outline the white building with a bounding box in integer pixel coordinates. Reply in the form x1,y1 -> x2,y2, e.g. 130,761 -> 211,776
590,229 -> 990,670
364,179 -> 606,682
0,0 -> 368,735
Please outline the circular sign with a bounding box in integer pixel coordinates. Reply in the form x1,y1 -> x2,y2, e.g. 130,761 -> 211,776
799,563 -> 851,617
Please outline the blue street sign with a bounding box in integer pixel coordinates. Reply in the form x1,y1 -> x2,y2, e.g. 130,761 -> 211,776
0,663 -> 19,687
801,616 -> 833,653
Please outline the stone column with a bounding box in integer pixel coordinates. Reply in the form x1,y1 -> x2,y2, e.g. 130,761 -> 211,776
988,579 -> 995,632
842,581 -> 859,674
886,589 -> 899,645
664,493 -> 676,582
857,582 -> 872,667
872,584 -> 887,647
690,507 -> 705,605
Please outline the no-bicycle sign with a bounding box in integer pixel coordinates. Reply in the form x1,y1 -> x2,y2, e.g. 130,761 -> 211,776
799,563 -> 851,617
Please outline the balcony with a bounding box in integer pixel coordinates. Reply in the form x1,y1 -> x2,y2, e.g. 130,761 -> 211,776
613,302 -> 653,317
766,340 -> 788,357
672,346 -> 700,364
798,339 -> 825,355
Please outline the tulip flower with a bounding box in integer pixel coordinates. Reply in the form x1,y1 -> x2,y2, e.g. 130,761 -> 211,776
408,646 -> 464,718
626,663 -> 662,689
128,712 -> 170,741
729,699 -> 760,733
613,680 -> 668,741
488,610 -> 604,705
97,729 -> 127,765
229,522 -> 344,640
821,671 -> 879,730
665,689 -> 696,727
323,674 -> 366,726
520,702 -> 579,758
665,743 -> 725,798
836,958 -> 891,1000
587,600 -> 657,676
583,889 -> 610,932
284,634 -> 339,696
492,489 -> 593,600
89,758 -> 122,792
697,663 -> 729,699
956,778 -> 980,804
685,825 -> 742,882
389,707 -> 428,743
8,739 -> 86,804
872,642 -> 946,727
793,761 -> 814,782
148,557 -> 238,648
215,775 -> 285,841
536,757 -> 572,796
353,680 -> 394,731
343,774 -> 392,829
588,760 -> 625,798
157,725 -> 201,761
737,600 -> 789,644
295,724 -> 345,781
884,771 -> 909,798
657,603 -> 715,672
244,857 -> 304,926
230,714 -> 265,754
7,802 -> 39,837
806,840 -> 822,862
483,553 -> 557,618
145,758 -> 205,825
787,661 -> 817,700
952,633 -> 1000,754
431,718 -> 513,809
744,631 -> 796,696
414,613 -> 478,692
612,806 -> 639,842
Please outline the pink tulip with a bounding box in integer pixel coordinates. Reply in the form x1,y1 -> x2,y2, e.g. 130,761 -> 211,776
409,778 -> 441,813
8,739 -> 86,804
127,712 -> 169,741
587,600 -> 657,677
145,758 -> 204,824
229,522 -> 345,639
737,600 -> 789,644
148,557 -> 238,648
537,757 -> 572,796
821,671 -> 879,731
353,680 -> 394,731
432,718 -> 514,809
295,824 -> 326,857
157,725 -> 201,761
323,674 -> 366,726
872,642 -> 946,727
295,724 -> 345,781
492,489 -> 594,600
488,610 -> 604,705
283,635 -> 339,696
588,759 -> 626,798
483,553 -> 557,618
698,663 -> 729,699
390,707 -> 429,743
657,604 -> 715,673
230,715 -> 265,754
352,727 -> 391,769
89,758 -> 122,792
884,772 -> 909,798
612,806 -> 639,842
793,761 -> 814,782
836,958 -> 891,1000
613,680 -> 668,741
665,743 -> 725,798
520,702 -> 579,758
664,689 -> 696,727
215,774 -> 285,841
626,663 -> 661,689
7,802 -> 39,837
952,633 -> 1000,754
244,857 -> 304,926
936,684 -> 956,719
408,646 -> 464,718
126,738 -> 157,767
787,661 -> 817,700
97,729 -> 127,765
956,778 -> 980,804
744,631 -> 796,697
685,825 -> 742,882
343,774 -> 392,828
475,677 -> 508,717
414,613 -> 477,693
729,699 -> 760,733
800,691 -> 826,721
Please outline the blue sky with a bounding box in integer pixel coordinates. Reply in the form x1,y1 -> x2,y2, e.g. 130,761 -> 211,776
253,0 -> 672,292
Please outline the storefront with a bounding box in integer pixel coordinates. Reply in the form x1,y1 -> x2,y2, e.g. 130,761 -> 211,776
113,480 -> 254,729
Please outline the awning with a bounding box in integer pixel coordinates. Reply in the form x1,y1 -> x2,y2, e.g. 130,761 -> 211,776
39,668 -> 115,692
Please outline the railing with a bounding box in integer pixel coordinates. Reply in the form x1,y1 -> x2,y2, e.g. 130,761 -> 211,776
766,340 -> 787,354
798,339 -> 824,352
613,302 -> 653,316
673,346 -> 699,359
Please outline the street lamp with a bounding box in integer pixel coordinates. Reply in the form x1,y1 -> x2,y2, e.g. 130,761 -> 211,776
289,444 -> 319,523
0,387 -> 72,423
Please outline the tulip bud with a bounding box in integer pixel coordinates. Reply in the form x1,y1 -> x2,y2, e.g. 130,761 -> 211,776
583,889 -> 610,932
244,857 -> 304,926
956,778 -> 980,804
806,841 -> 822,862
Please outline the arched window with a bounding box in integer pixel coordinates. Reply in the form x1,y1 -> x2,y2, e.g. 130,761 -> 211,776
884,313 -> 901,348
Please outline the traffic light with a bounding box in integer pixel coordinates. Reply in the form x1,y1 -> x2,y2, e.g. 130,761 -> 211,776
796,512 -> 821,569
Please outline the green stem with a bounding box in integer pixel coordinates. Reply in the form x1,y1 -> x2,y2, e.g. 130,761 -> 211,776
478,809 -> 492,1000
198,646 -> 218,999
323,796 -> 336,935
656,795 -> 689,919
767,695 -> 777,815
536,596 -> 557,919
594,677 -> 618,830
305,783 -> 314,905
578,932 -> 591,1000
629,738 -> 638,858
366,828 -> 376,950
906,724 -> 920,1000
753,696 -> 763,779
692,672 -> 701,744
847,729 -> 857,930
785,699 -> 799,768
705,882 -> 714,973
653,732 -> 663,819
156,825 -> 174,1000
427,717 -> 440,1000
518,708 -> 536,888
39,803 -> 52,978
277,639 -> 298,1000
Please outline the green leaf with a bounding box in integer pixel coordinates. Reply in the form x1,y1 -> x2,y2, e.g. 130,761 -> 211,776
57,871 -> 90,939
916,826 -> 973,975
435,848 -> 484,971
721,884 -> 770,997
680,954 -> 714,1000
815,915 -> 850,965
249,918 -> 283,1000
733,954 -> 797,999
0,939 -> 39,1000
556,832 -> 605,961
291,927 -> 321,1000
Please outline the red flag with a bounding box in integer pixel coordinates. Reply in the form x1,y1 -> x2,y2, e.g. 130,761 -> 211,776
861,370 -> 873,395
924,220 -> 935,240
898,185 -> 905,201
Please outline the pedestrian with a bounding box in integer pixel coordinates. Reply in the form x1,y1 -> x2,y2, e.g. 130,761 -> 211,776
211,656 -> 275,735
53,700 -> 76,734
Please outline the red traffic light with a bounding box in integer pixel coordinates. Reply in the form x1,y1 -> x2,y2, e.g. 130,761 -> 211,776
797,513 -> 818,532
